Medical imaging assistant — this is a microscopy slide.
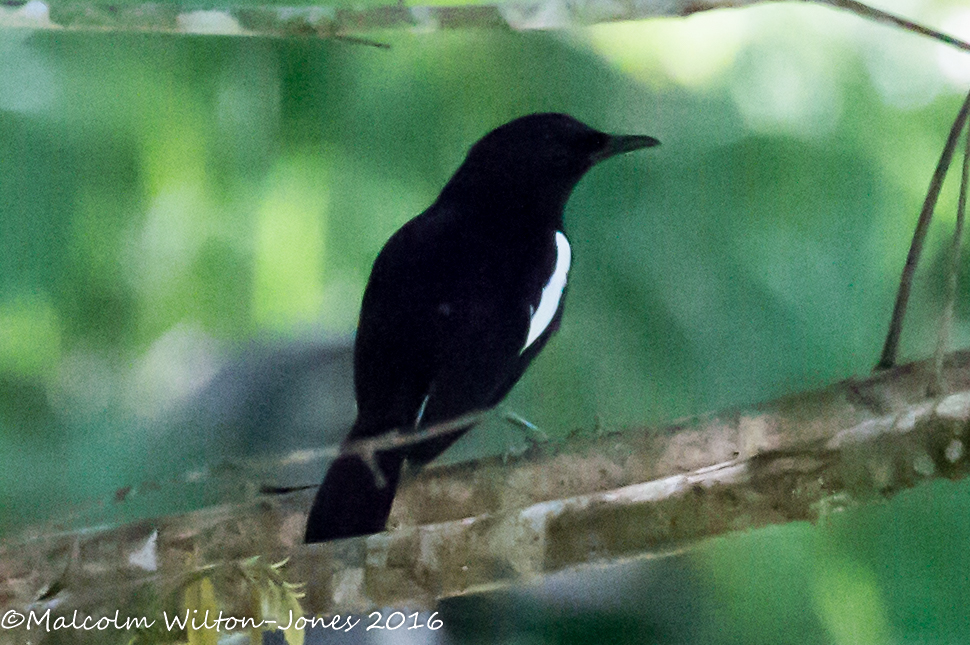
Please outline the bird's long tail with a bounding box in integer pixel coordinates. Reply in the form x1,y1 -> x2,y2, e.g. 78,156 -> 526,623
304,450 -> 403,543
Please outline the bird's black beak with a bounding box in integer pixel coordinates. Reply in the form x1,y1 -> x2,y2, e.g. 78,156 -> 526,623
590,134 -> 661,164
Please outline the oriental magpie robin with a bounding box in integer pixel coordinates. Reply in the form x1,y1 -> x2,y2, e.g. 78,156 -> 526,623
304,113 -> 659,543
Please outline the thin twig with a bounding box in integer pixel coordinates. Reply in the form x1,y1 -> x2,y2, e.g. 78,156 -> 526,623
877,90 -> 970,370
343,409 -> 490,470
818,0 -> 970,53
931,119 -> 970,395
330,34 -> 392,49
36,408 -> 495,531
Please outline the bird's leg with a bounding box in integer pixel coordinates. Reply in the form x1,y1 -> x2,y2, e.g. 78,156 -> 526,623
502,408 -> 549,443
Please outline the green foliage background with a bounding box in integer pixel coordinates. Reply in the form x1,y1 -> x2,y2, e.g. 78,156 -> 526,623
3,2 -> 970,642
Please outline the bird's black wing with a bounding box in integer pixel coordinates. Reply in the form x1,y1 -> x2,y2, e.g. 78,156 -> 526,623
350,209 -> 539,448
349,215 -> 442,439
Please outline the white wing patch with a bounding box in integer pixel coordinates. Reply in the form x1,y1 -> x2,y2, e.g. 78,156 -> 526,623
523,231 -> 571,352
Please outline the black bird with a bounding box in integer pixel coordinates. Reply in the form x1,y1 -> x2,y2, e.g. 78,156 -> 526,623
305,113 -> 659,543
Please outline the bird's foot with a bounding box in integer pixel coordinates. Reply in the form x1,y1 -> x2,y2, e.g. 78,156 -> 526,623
502,408 -> 549,445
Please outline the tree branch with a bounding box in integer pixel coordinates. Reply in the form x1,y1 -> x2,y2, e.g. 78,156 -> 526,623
1,0 -> 969,54
5,349 -> 970,626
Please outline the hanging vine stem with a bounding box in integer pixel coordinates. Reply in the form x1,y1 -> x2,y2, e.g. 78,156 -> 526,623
877,89 -> 970,371
930,116 -> 970,396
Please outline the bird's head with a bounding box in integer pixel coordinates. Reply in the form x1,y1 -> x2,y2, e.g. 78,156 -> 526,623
440,113 -> 660,225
